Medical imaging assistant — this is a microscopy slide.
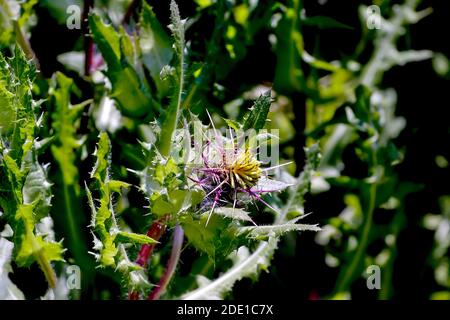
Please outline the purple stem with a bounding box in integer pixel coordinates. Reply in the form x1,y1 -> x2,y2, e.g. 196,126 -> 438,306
83,0 -> 94,76
147,224 -> 184,300
122,0 -> 140,25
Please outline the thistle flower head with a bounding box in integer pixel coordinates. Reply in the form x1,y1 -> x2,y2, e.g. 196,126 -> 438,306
189,119 -> 291,224
226,149 -> 262,189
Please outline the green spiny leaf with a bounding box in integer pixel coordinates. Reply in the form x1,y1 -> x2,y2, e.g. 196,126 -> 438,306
222,118 -> 241,131
238,217 -> 321,240
107,180 -> 130,193
0,85 -> 14,134
22,160 -> 52,219
50,72 -> 86,187
0,49 -> 62,288
91,131 -> 110,183
14,204 -> 63,288
88,14 -> 155,118
213,207 -> 254,223
115,231 -> 158,245
242,90 -> 272,131
181,214 -> 242,262
88,133 -> 156,274
139,2 -> 173,92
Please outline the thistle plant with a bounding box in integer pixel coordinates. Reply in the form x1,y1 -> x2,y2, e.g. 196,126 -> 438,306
0,0 -> 323,300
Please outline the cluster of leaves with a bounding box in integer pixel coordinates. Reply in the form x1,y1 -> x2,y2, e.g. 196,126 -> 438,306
87,150 -> 149,295
0,0 -> 323,300
0,48 -> 63,291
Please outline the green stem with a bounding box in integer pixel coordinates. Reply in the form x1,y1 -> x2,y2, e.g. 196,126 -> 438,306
336,150 -> 378,293
32,233 -> 57,288
61,181 -> 89,266
13,21 -> 35,61
63,185 -> 77,246
158,58 -> 184,157
158,0 -> 184,158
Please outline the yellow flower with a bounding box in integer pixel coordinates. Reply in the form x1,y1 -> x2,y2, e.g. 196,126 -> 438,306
227,149 -> 262,189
